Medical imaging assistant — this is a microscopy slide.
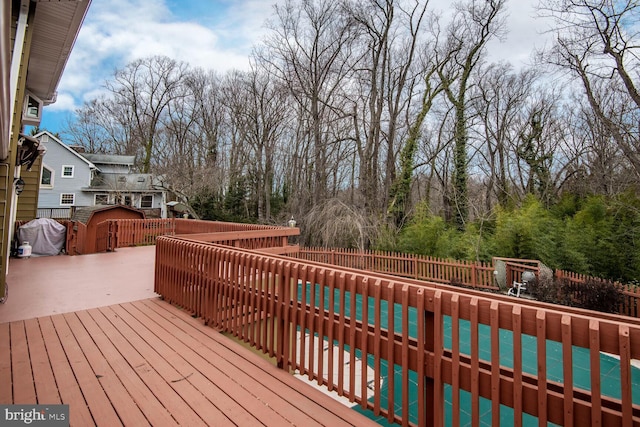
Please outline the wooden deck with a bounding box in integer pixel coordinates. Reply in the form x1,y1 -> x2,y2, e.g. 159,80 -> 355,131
0,297 -> 379,426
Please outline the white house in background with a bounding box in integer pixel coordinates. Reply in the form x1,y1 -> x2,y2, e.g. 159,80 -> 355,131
35,131 -> 167,218
36,131 -> 96,218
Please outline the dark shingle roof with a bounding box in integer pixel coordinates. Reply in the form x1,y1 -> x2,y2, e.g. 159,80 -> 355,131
81,153 -> 135,166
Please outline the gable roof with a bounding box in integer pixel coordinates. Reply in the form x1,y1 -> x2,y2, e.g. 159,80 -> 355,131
34,131 -> 96,169
71,204 -> 145,224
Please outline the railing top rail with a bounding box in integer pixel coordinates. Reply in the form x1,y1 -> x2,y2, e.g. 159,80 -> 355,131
175,228 -> 299,242
492,256 -> 541,265
504,262 -> 541,271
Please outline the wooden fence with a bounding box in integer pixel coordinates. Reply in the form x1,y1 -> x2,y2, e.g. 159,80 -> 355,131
556,269 -> 640,318
295,247 -> 498,291
155,235 -> 640,426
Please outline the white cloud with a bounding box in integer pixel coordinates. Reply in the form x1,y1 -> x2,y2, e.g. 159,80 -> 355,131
55,0 -> 269,119
43,92 -> 77,113
52,0 -> 555,128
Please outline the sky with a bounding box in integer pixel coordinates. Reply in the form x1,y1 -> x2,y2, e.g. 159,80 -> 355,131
39,0 -> 554,136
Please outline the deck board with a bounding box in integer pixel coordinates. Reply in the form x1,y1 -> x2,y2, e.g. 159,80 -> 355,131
62,312 -> 149,426
141,298 -> 375,427
23,318 -> 61,405
131,299 -> 310,426
10,320 -> 36,403
112,303 -> 264,427
38,316 -> 95,426
50,314 -> 123,427
0,322 -> 12,403
0,297 -> 380,426
84,306 -> 205,427
74,310 -> 176,426
98,304 -> 215,426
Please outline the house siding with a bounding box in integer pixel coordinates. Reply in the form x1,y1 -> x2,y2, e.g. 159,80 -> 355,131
36,133 -> 94,209
1,4 -> 36,296
15,156 -> 42,221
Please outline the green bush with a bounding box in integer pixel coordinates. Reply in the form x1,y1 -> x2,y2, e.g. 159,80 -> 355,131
394,202 -> 490,261
556,194 -> 640,283
488,195 -> 561,264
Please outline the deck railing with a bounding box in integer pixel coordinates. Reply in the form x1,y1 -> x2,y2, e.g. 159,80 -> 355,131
155,235 -> 640,426
96,218 -> 289,250
110,218 -> 175,248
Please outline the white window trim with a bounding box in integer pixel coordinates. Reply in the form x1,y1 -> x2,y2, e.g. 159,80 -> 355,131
40,164 -> 54,188
60,193 -> 75,206
61,165 -> 74,178
140,194 -> 154,208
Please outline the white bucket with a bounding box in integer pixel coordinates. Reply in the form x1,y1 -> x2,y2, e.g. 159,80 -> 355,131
18,241 -> 32,258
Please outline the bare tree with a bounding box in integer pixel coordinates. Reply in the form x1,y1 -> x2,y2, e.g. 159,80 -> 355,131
237,67 -> 290,221
106,55 -> 190,173
474,63 -> 538,209
259,0 -> 358,206
66,96 -> 132,154
436,0 -> 506,229
346,0 -> 433,219
541,0 -> 640,178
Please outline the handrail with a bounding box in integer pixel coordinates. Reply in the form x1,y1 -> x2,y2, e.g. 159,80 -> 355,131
155,235 -> 640,426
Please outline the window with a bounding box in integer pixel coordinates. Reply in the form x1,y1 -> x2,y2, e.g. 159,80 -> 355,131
95,194 -> 109,205
41,166 -> 53,187
140,195 -> 153,208
60,193 -> 75,205
62,165 -> 74,178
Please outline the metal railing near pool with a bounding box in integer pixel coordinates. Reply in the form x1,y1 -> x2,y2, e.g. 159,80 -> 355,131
155,235 -> 640,426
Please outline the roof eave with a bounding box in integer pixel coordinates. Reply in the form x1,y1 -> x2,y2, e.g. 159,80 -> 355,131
26,0 -> 92,104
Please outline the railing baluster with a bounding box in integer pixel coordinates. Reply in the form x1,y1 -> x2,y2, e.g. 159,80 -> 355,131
318,268 -> 327,388
299,265 -> 308,375
386,282 -> 396,424
401,284 -> 410,427
490,301 -> 500,427
536,310 -> 547,426
373,279 -> 382,416
337,272 -> 347,396
561,315 -> 574,427
451,293 -> 460,427
360,277 -> 369,408
432,290 -> 443,427
349,274 -> 357,402
470,297 -> 479,427
513,305 -> 523,427
589,319 -> 602,426
308,267 -> 318,382
619,324 -> 632,426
